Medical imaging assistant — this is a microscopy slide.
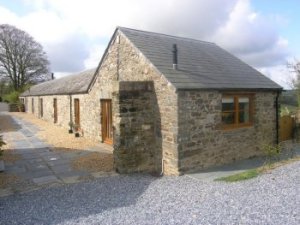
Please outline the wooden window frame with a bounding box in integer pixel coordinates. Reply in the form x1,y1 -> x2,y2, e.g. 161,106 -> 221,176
221,93 -> 254,130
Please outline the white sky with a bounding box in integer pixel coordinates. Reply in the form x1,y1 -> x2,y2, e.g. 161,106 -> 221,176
0,0 -> 299,89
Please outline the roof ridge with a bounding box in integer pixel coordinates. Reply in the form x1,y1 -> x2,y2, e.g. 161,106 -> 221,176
117,26 -> 216,45
20,68 -> 96,96
40,68 -> 96,85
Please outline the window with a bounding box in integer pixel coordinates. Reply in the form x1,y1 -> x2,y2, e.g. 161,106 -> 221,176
222,94 -> 253,128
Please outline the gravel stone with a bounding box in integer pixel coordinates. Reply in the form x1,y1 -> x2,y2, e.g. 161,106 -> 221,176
0,160 -> 299,225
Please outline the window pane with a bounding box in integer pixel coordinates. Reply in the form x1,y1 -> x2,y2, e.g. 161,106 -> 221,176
239,97 -> 249,103
239,111 -> 249,123
222,112 -> 235,124
222,98 -> 234,111
238,97 -> 250,123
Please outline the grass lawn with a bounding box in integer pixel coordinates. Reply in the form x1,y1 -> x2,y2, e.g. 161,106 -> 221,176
215,169 -> 259,182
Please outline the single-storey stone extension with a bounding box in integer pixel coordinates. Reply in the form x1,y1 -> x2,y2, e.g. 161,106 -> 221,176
20,27 -> 282,175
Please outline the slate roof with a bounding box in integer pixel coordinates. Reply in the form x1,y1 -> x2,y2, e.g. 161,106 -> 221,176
20,68 -> 96,96
21,27 -> 282,97
119,27 -> 282,90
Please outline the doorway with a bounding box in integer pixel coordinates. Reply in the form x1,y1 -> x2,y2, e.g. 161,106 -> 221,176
101,99 -> 113,144
53,98 -> 57,123
74,99 -> 80,128
39,98 -> 43,118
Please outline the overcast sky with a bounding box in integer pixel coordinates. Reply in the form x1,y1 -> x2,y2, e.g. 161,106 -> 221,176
0,0 -> 299,89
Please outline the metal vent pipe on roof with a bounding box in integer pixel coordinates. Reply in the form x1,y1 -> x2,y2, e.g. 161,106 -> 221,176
172,44 -> 178,70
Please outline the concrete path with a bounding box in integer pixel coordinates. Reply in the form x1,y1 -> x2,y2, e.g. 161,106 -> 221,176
187,145 -> 300,182
0,113 -> 115,197
187,157 -> 266,181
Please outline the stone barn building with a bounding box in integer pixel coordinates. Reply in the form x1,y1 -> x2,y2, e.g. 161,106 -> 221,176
21,27 -> 282,175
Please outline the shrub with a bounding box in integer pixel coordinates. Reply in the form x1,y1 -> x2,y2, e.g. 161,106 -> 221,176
3,91 -> 20,103
263,143 -> 281,166
0,135 -> 6,157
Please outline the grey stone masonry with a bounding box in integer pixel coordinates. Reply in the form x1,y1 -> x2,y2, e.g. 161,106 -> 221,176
113,81 -> 157,173
178,91 -> 277,173
20,28 -> 281,176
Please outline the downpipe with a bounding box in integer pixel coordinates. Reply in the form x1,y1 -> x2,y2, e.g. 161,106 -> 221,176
275,91 -> 280,145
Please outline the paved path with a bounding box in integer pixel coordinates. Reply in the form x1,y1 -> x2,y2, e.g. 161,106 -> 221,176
188,142 -> 300,181
0,113 -> 115,197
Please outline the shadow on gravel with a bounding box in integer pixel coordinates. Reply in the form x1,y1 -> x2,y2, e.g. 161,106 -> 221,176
0,174 -> 157,224
0,113 -> 22,133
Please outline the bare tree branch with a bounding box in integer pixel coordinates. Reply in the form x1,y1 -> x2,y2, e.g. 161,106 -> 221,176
287,59 -> 300,106
0,24 -> 50,91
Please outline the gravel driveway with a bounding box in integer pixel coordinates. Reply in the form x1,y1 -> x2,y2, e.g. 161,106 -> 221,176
0,160 -> 299,225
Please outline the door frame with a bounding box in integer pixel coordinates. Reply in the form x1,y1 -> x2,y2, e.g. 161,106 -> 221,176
74,98 -> 80,128
39,98 -> 43,118
101,99 -> 113,145
53,98 -> 57,123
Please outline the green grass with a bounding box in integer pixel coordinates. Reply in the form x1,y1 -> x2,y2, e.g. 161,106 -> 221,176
215,156 -> 300,182
214,169 -> 259,182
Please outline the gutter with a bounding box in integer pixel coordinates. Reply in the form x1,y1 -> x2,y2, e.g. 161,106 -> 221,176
20,90 -> 89,98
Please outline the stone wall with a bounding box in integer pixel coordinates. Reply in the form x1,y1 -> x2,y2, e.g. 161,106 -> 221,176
113,81 -> 157,173
20,30 -> 179,175
115,33 -> 179,175
25,96 -> 39,117
24,95 -> 73,130
178,90 -> 278,173
20,30 -> 279,176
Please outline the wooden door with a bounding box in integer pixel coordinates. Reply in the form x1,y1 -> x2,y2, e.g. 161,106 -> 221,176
53,98 -> 57,123
32,98 -> 34,114
101,99 -> 113,144
74,99 -> 80,128
40,98 -> 43,117
279,115 -> 294,141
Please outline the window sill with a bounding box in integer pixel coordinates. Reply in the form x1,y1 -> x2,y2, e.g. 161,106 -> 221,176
218,123 -> 253,131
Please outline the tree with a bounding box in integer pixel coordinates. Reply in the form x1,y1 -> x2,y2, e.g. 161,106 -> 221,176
289,59 -> 300,106
0,24 -> 50,91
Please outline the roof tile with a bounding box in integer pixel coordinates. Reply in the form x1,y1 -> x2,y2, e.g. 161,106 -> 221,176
119,27 -> 282,90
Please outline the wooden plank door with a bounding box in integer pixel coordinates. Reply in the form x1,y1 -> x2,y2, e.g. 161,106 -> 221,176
32,98 -> 34,114
74,99 -> 80,129
39,98 -> 43,117
53,98 -> 57,123
101,99 -> 113,144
